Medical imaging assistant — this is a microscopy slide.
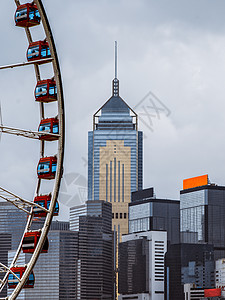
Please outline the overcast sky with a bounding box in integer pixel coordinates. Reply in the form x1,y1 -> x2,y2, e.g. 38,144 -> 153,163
1,0 -> 225,220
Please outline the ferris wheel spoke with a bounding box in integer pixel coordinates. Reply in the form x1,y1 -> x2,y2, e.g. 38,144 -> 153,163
0,262 -> 21,296
0,58 -> 53,71
0,125 -> 60,140
0,264 -> 20,283
0,187 -> 50,215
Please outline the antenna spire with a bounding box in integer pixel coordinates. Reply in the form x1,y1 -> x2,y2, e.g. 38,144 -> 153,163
115,41 -> 117,79
112,41 -> 119,96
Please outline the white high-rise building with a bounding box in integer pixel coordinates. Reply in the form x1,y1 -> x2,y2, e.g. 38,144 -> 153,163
118,231 -> 167,300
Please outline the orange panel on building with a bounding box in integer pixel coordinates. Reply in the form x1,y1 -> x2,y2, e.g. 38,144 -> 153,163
183,174 -> 208,190
204,288 -> 221,297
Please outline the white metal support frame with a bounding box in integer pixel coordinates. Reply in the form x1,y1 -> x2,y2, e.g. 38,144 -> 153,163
0,187 -> 49,215
0,0 -> 65,298
0,125 -> 60,140
0,263 -> 21,284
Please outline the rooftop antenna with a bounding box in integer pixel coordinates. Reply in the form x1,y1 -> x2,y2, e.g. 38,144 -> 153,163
115,41 -> 117,79
113,41 -> 119,96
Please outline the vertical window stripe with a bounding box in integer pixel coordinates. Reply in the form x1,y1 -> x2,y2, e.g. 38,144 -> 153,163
114,158 -> 116,202
106,164 -> 108,202
118,161 -> 120,202
110,161 -> 112,202
122,164 -> 124,202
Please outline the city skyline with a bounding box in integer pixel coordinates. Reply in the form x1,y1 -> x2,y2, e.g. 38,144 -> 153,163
2,2 -> 225,299
1,1 -> 225,221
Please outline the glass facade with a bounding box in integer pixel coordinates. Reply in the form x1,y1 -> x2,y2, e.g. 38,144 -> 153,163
75,201 -> 114,300
70,204 -> 87,231
0,202 -> 27,297
129,190 -> 180,245
165,243 -> 215,300
180,185 -> 225,259
0,202 -> 27,250
129,202 -> 152,233
88,78 -> 143,239
119,231 -> 167,300
119,239 -> 149,294
7,226 -> 78,299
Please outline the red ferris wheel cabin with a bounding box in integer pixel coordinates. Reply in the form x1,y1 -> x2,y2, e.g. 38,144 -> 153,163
8,267 -> 35,289
37,156 -> 57,180
38,117 -> 59,141
15,3 -> 41,28
35,79 -> 57,102
33,194 -> 59,217
27,40 -> 51,62
22,231 -> 49,254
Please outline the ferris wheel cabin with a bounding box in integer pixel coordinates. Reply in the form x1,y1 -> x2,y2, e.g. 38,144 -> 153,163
22,231 -> 49,254
27,40 -> 51,62
38,117 -> 59,141
15,3 -> 41,28
37,156 -> 57,179
8,267 -> 35,289
35,79 -> 57,102
33,194 -> 59,217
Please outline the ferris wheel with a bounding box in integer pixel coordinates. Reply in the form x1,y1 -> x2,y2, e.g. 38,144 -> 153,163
0,0 -> 65,299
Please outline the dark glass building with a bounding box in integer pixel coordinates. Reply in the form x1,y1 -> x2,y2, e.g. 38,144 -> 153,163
71,200 -> 114,300
8,222 -> 79,299
129,187 -> 180,245
165,243 -> 215,300
180,181 -> 225,259
0,202 -> 27,298
0,233 -> 11,298
119,238 -> 149,295
0,202 -> 26,250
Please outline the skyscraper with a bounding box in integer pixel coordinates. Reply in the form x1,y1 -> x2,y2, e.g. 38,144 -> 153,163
0,202 -> 26,250
7,221 -> 78,300
129,187 -> 180,245
165,243 -> 215,300
118,231 -> 167,300
180,174 -> 225,259
88,43 -> 143,239
70,200 -> 114,300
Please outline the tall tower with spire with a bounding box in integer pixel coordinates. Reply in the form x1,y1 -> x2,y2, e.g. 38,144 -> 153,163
88,42 -> 143,240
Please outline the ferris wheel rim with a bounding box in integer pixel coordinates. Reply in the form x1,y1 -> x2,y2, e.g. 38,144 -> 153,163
0,1 -> 65,299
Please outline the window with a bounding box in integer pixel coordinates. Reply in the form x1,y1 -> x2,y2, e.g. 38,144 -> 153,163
124,213 -> 127,219
27,46 -> 39,59
52,163 -> 57,173
53,124 -> 59,134
116,213 -> 118,219
29,10 -> 35,20
112,213 -> 114,219
49,85 -> 57,96
38,162 -> 50,174
35,84 -> 47,97
15,8 -> 27,22
39,123 -> 51,133
120,213 -> 122,219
